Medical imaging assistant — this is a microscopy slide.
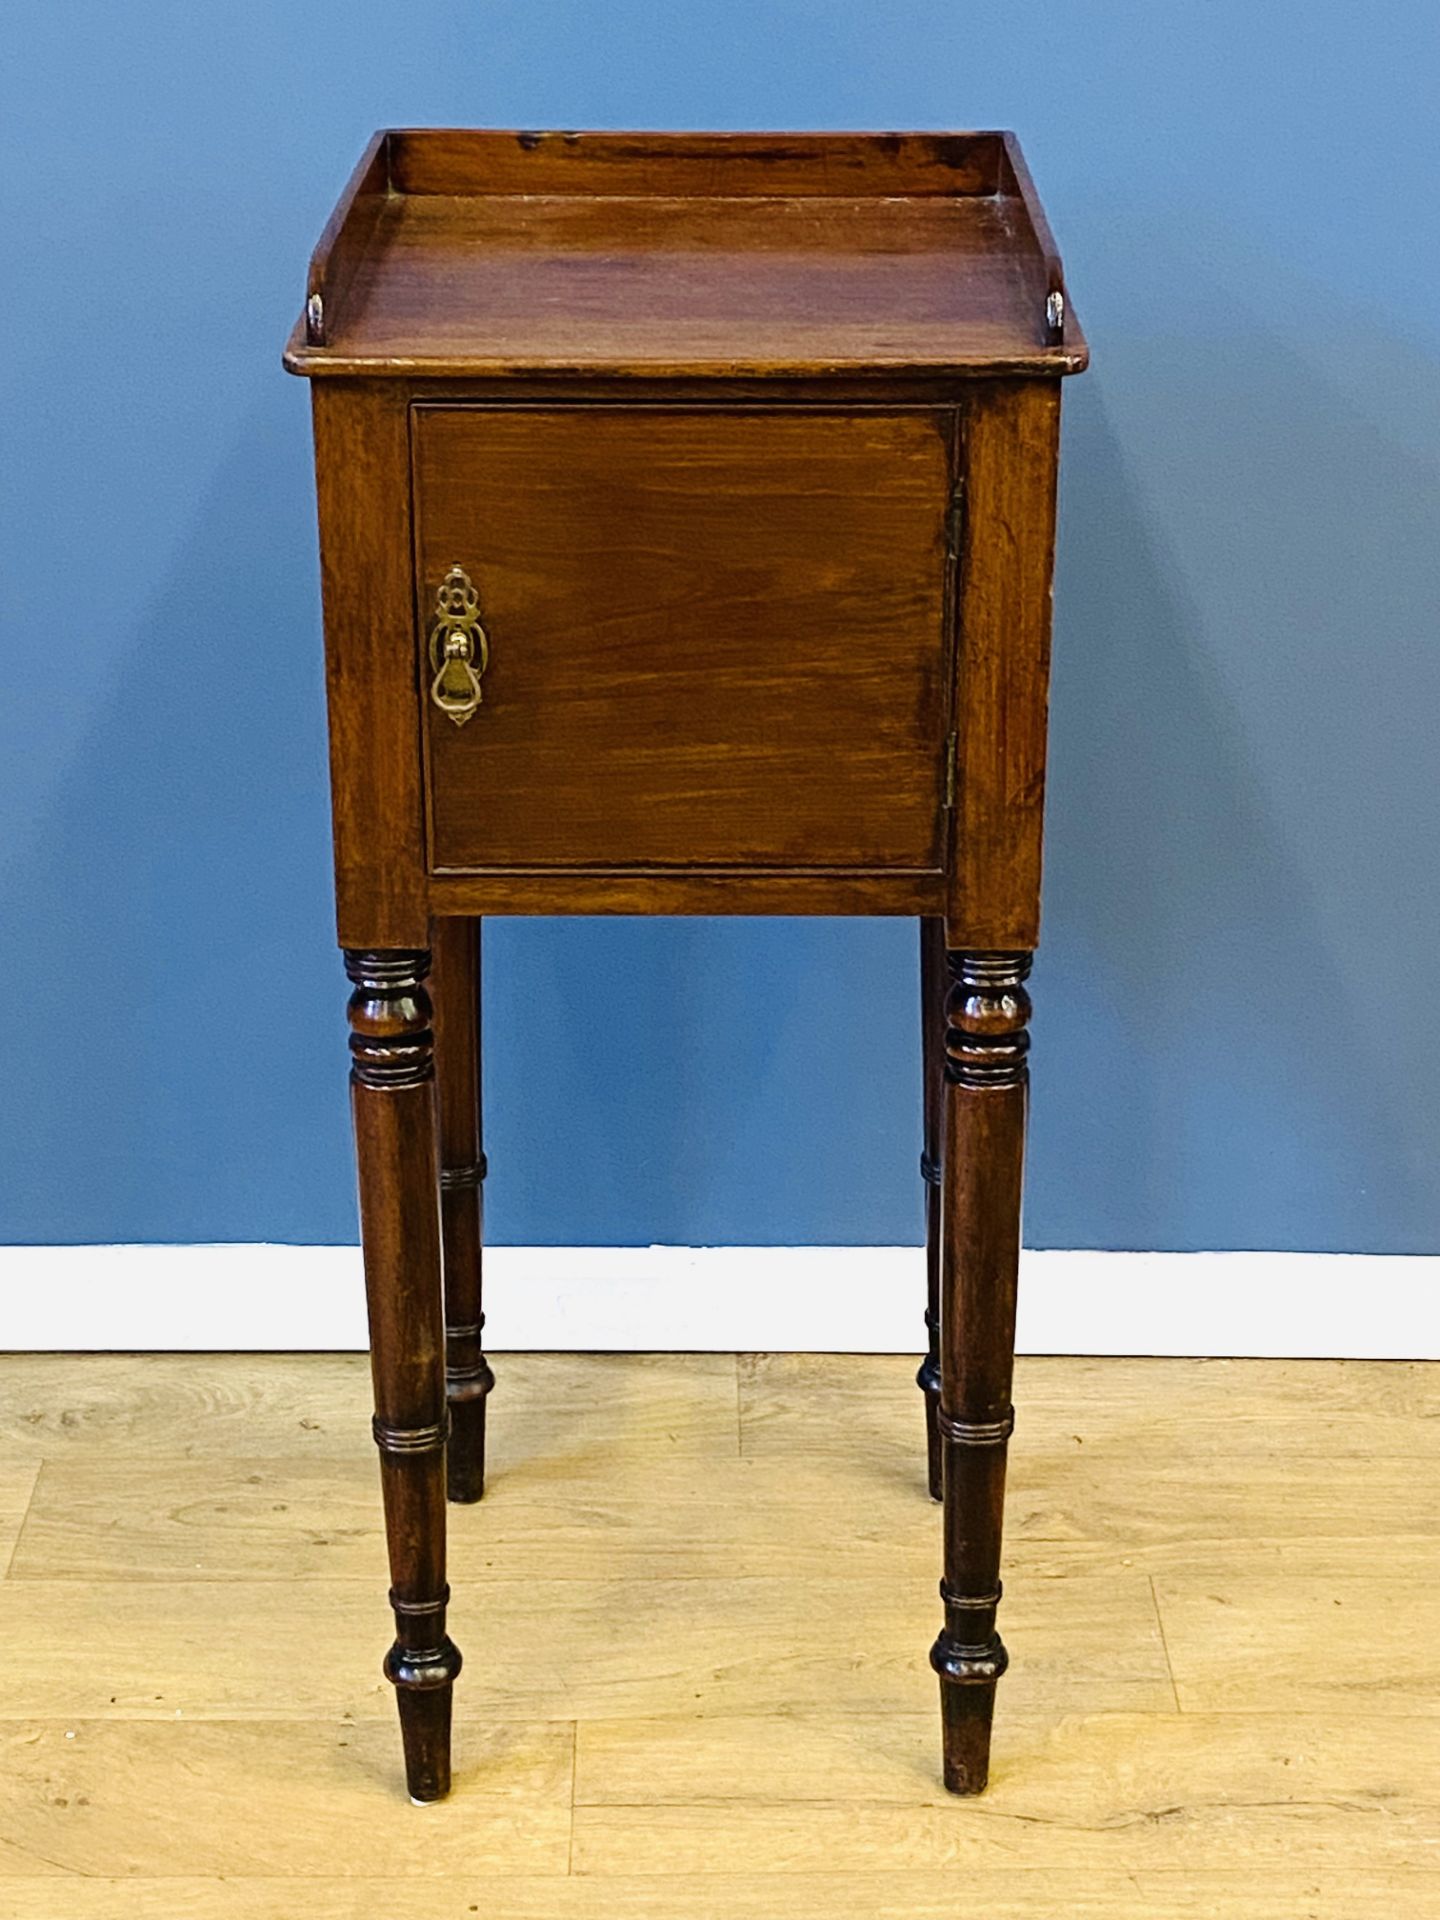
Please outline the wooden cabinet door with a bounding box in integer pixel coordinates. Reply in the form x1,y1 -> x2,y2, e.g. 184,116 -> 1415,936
412,405 -> 957,872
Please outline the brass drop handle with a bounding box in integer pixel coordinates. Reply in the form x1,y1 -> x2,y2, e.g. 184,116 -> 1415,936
427,565 -> 489,726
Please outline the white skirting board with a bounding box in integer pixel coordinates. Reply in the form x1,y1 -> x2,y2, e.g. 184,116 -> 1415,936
0,1245 -> 1435,1359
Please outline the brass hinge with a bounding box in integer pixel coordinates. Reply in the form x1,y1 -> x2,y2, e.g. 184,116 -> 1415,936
943,731 -> 957,809
945,475 -> 966,559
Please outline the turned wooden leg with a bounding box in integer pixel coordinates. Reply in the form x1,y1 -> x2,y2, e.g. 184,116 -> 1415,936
917,916 -> 945,1501
930,949 -> 1030,1796
346,949 -> 461,1803
432,917 -> 494,1504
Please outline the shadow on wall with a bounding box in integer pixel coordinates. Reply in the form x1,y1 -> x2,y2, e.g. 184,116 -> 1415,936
479,909 -> 921,1246
0,387 -> 354,1243
1033,340 -> 1439,1251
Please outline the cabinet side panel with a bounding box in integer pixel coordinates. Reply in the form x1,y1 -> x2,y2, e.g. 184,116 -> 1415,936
947,380 -> 1062,947
311,381 -> 428,946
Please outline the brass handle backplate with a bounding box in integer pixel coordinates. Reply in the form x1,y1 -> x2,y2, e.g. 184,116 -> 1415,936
427,565 -> 489,726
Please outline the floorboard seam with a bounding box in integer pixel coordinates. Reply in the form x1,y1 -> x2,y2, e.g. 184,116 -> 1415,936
1148,1571 -> 1183,1713
567,1719 -> 579,1874
1,1462 -> 41,1581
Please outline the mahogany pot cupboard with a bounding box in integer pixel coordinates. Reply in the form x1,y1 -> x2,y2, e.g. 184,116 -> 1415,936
284,127 -> 1088,1803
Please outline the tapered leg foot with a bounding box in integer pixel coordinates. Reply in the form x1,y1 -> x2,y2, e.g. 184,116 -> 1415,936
916,1319 -> 941,1502
933,1639 -> 1006,1794
390,1636 -> 462,1802
433,918 -> 494,1504
445,1392 -> 490,1506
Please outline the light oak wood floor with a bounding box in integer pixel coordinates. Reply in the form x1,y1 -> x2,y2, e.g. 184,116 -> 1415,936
0,1350 -> 1434,1917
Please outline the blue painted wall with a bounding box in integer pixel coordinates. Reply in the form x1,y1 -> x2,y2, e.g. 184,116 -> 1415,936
3,3 -> 1437,1251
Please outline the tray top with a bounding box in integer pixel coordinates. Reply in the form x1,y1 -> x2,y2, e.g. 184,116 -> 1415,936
283,129 -> 1087,380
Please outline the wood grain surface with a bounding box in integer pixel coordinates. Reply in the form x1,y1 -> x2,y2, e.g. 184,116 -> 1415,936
284,129 -> 1089,378
0,1351 -> 1433,1915
414,405 -> 955,872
